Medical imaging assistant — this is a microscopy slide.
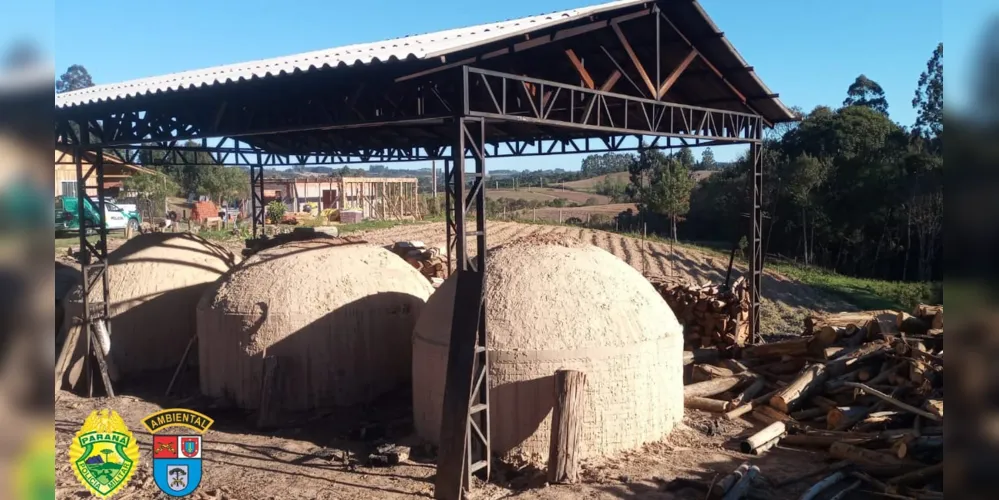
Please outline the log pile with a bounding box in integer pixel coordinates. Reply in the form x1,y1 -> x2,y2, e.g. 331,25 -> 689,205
387,241 -> 447,284
647,275 -> 751,352
683,303 -> 944,499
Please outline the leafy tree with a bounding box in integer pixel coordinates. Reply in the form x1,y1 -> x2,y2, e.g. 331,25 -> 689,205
55,64 -> 94,93
122,172 -> 179,217
629,146 -> 696,241
912,43 -> 943,150
782,154 -> 828,265
579,152 -> 633,177
843,75 -> 889,115
197,166 -> 249,205
674,147 -> 696,168
699,147 -> 717,170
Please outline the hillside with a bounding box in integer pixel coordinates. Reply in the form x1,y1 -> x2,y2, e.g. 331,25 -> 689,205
561,172 -> 630,192
485,187 -> 610,205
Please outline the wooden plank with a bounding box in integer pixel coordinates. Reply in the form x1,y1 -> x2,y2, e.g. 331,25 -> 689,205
548,370 -> 587,484
565,49 -> 595,89
611,22 -> 656,97
658,49 -> 698,99
256,356 -> 281,429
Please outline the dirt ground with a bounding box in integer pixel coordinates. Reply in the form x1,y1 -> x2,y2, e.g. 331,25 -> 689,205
56,372 -> 831,500
54,220 -> 854,499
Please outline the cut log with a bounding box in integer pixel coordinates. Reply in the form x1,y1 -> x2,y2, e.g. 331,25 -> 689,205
827,406 -> 872,430
685,396 -> 731,412
896,312 -> 930,335
685,376 -> 745,398
866,312 -> 901,338
923,399 -> 943,420
756,404 -> 794,423
712,463 -> 749,498
730,377 -> 767,407
256,356 -> 282,430
791,407 -> 827,421
886,462 -> 943,486
724,387 -> 782,420
692,364 -> 736,382
829,442 -> 919,468
770,364 -> 828,413
744,338 -> 809,359
782,431 -> 877,448
843,383 -> 942,422
548,369 -> 587,484
683,348 -> 721,366
912,304 -> 943,329
721,465 -> 760,500
740,421 -> 786,454
895,436 -> 943,460
798,471 -> 846,500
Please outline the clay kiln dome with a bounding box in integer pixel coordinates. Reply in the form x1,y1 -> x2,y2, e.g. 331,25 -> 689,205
66,233 -> 238,381
412,237 -> 683,462
197,241 -> 434,410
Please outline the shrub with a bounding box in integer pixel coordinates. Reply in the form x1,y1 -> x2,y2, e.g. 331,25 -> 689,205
266,201 -> 286,224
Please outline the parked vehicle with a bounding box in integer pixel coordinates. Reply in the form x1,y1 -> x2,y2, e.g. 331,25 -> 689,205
55,195 -> 142,235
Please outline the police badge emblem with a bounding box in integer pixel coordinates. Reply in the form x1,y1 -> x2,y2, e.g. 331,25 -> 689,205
68,409 -> 140,498
142,409 -> 214,497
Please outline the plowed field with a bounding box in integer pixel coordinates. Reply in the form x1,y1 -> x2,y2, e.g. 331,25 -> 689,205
354,221 -> 850,334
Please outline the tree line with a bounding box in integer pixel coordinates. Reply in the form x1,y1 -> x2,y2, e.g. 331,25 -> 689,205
653,44 -> 943,283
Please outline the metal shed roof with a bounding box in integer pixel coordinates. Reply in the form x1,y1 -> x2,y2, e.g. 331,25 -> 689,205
54,0 -> 795,123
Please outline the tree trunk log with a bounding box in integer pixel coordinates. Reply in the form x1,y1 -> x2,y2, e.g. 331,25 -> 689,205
548,369 -> 587,484
692,364 -> 736,382
685,376 -> 745,398
744,338 -> 810,359
685,396 -> 731,412
741,421 -> 786,454
256,356 -> 282,430
770,364 -> 828,413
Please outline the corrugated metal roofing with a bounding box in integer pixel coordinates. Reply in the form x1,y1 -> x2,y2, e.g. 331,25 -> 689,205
54,0 -> 645,109
53,0 -> 795,123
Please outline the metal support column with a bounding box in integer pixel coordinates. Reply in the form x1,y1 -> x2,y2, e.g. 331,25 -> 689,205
250,154 -> 265,238
748,117 -> 764,344
73,126 -> 115,397
436,113 -> 491,500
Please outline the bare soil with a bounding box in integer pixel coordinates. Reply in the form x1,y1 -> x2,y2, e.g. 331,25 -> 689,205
56,376 -> 829,500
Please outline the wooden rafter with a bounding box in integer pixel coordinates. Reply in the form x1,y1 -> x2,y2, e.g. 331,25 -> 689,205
656,9 -> 764,123
600,70 -> 622,91
657,49 -> 698,99
565,49 -> 595,89
611,22 -> 656,98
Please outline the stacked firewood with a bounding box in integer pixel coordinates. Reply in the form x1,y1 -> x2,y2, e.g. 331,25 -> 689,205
388,241 -> 447,285
683,304 -> 944,499
647,275 -> 751,351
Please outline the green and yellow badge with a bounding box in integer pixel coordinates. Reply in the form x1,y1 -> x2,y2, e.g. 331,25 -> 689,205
68,409 -> 140,498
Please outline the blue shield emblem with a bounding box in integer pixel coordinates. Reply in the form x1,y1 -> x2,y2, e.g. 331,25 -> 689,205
153,435 -> 202,497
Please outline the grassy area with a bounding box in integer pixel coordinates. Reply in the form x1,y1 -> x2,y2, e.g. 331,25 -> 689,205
769,260 -> 939,311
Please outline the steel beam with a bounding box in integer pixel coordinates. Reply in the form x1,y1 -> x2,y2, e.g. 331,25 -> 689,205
73,131 -> 114,398
249,156 -> 266,238
436,115 -> 490,500
466,67 -> 762,142
749,119 -> 763,344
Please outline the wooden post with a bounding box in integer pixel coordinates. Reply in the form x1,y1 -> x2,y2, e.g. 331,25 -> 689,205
548,369 -> 587,484
256,356 -> 281,429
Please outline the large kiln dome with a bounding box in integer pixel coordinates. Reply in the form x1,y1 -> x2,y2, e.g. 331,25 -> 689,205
65,233 -> 238,384
412,237 -> 684,462
197,241 -> 434,411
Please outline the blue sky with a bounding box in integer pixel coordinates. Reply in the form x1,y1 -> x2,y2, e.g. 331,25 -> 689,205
10,1 -> 971,170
